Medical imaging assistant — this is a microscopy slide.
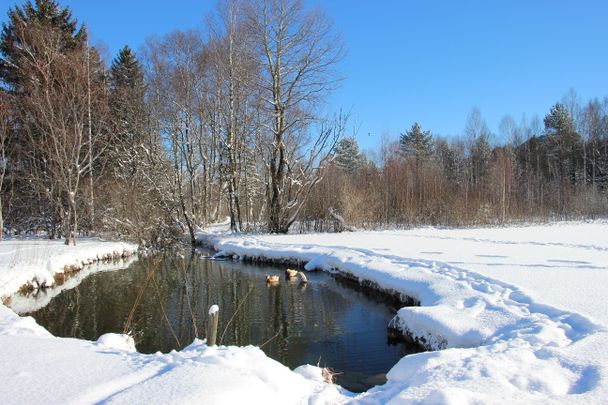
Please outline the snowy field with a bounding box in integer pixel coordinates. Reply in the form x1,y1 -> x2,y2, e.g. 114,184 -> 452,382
0,222 -> 607,404
206,221 -> 608,403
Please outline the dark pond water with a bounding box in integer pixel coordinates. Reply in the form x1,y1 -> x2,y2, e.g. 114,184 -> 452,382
16,252 -> 420,392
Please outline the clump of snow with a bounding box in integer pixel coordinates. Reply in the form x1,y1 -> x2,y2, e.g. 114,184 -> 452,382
208,304 -> 219,316
97,333 -> 136,352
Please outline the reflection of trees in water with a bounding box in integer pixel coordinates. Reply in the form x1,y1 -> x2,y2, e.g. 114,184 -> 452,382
26,254 -> 405,378
24,253 -> 418,393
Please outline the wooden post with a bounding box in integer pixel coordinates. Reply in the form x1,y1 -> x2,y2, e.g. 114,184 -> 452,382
207,305 -> 219,346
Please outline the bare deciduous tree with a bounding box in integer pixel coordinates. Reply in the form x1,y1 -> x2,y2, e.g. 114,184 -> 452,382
247,0 -> 345,233
16,22 -> 110,244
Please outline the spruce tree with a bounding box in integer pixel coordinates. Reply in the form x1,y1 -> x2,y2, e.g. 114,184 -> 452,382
333,137 -> 364,173
470,133 -> 491,186
400,122 -> 433,160
1,0 -> 86,89
544,102 -> 583,186
109,46 -> 147,177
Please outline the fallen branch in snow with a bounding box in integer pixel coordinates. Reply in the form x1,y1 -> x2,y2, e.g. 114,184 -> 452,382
321,367 -> 338,385
329,208 -> 355,232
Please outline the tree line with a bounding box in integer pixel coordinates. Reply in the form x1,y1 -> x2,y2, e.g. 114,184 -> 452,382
0,0 -> 344,245
303,99 -> 608,231
0,0 -> 606,246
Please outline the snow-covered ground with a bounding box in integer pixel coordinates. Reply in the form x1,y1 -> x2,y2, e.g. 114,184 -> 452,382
0,238 -> 345,404
1,222 -> 607,404
206,221 -> 608,403
0,238 -> 137,300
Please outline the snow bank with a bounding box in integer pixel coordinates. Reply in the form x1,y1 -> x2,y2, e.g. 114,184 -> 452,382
198,221 -> 608,403
0,304 -> 347,404
7,256 -> 138,314
0,238 -> 137,300
0,237 -> 346,404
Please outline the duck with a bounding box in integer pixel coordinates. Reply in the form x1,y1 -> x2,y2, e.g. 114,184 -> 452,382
297,271 -> 308,284
285,269 -> 298,279
265,275 -> 280,283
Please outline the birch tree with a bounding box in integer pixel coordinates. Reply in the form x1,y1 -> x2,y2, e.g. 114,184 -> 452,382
0,91 -> 10,239
247,0 -> 345,233
17,23 -> 109,244
208,0 -> 258,232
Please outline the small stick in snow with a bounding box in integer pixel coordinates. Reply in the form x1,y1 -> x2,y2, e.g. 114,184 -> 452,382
207,305 -> 219,346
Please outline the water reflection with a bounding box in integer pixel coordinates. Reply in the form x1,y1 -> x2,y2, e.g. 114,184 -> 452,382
17,252 -> 420,392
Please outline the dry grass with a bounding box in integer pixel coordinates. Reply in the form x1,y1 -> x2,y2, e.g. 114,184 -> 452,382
321,367 -> 339,384
18,282 -> 35,295
53,272 -> 66,286
63,264 -> 81,274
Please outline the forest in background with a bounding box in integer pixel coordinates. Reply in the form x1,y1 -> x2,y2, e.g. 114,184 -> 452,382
0,0 -> 607,247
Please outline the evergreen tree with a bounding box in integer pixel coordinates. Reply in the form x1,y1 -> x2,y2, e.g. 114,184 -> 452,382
470,133 -> 492,186
109,46 -> 147,177
111,46 -> 145,93
544,102 -> 582,183
435,138 -> 460,184
333,136 -> 364,173
544,103 -> 576,138
0,0 -> 86,89
400,122 -> 433,160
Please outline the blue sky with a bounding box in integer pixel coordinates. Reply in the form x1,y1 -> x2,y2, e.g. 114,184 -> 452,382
2,0 -> 607,150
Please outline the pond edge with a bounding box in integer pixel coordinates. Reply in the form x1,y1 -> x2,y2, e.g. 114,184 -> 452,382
198,238 -> 442,351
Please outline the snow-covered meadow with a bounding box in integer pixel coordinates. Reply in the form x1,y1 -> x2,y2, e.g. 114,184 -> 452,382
0,222 -> 607,404
206,221 -> 608,403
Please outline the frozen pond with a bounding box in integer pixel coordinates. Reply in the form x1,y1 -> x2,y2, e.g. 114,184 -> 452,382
14,252 -> 420,392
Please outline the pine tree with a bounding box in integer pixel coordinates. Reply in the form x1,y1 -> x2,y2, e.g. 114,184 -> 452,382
333,136 -> 364,173
109,46 -> 147,178
544,103 -> 575,138
400,122 -> 433,160
471,133 -> 491,186
111,46 -> 145,92
544,103 -> 582,181
0,0 -> 86,89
